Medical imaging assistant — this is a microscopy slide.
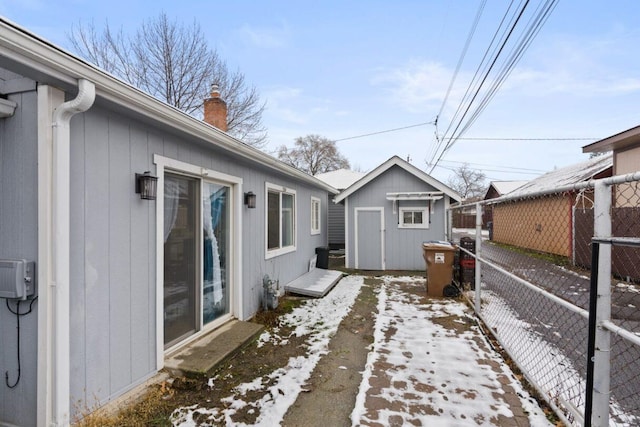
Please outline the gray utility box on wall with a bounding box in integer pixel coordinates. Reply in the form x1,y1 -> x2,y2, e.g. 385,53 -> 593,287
0,259 -> 36,300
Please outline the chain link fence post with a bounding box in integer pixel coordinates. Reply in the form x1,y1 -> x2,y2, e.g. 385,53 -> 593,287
592,181 -> 612,427
475,202 -> 482,314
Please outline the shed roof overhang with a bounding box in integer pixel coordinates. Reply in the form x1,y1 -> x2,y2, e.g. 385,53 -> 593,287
385,191 -> 444,201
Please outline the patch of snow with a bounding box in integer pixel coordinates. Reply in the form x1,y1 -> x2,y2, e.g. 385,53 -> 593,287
481,290 -> 639,426
171,275 -> 364,426
616,282 -> 640,294
351,278 -> 552,426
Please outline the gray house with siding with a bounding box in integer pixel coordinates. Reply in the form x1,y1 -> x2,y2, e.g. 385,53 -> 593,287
315,168 -> 365,249
0,19 -> 336,426
334,156 -> 461,270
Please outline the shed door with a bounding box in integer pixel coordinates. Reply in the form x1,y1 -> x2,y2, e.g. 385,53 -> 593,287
355,208 -> 385,270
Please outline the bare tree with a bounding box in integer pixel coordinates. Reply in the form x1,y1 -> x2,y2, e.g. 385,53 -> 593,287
277,135 -> 350,176
68,13 -> 267,147
446,163 -> 487,199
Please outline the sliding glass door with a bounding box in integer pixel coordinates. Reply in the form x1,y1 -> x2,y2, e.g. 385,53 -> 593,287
163,174 -> 198,347
163,173 -> 233,348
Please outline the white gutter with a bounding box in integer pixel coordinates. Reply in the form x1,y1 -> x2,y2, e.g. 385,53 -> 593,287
51,78 -> 95,426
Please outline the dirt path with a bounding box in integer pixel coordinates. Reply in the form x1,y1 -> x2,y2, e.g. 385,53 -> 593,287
282,279 -> 378,427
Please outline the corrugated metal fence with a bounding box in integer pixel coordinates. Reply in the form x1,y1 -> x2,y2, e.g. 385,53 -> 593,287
449,172 -> 640,427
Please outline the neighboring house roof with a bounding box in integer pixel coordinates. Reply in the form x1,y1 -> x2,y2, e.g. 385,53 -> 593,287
334,156 -> 462,203
315,168 -> 366,190
502,154 -> 613,200
583,124 -> 640,153
484,180 -> 528,199
0,18 -> 338,194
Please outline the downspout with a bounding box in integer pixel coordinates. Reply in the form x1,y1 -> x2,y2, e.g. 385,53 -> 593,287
51,78 -> 95,426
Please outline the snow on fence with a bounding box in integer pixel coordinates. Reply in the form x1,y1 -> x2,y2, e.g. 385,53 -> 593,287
448,171 -> 640,427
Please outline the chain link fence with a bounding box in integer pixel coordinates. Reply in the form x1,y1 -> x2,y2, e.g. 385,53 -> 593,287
450,173 -> 640,426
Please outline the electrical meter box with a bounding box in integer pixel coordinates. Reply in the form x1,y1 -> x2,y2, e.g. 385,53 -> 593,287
0,259 -> 36,300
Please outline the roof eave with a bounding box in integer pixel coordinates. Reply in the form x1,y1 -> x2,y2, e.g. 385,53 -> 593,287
334,156 -> 462,203
0,18 -> 336,193
583,124 -> 640,153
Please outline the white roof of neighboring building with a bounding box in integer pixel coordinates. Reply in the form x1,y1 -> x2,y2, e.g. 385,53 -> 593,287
315,169 -> 366,190
334,156 -> 462,203
489,180 -> 528,196
504,154 -> 613,199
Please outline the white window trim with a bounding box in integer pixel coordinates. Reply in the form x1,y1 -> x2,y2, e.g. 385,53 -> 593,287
153,155 -> 244,369
265,182 -> 297,259
399,206 -> 429,229
311,196 -> 321,235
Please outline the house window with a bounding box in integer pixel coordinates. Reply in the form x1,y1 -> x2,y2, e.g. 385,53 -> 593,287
311,197 -> 321,235
399,207 -> 429,229
266,183 -> 297,258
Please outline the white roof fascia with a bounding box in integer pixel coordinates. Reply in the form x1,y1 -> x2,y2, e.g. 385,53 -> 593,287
0,18 -> 338,194
334,156 -> 461,203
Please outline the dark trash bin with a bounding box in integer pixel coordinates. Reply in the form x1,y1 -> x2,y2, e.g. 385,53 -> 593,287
458,237 -> 476,289
315,246 -> 330,269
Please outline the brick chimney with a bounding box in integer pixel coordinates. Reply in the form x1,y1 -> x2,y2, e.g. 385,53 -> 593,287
203,83 -> 228,132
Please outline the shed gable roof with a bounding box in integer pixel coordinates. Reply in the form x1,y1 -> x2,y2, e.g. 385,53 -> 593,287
334,156 -> 461,203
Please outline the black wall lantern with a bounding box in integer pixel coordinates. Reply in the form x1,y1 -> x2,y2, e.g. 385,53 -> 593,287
135,171 -> 158,200
244,191 -> 256,209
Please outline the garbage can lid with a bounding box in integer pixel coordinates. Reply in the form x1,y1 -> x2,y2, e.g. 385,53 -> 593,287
422,240 -> 454,249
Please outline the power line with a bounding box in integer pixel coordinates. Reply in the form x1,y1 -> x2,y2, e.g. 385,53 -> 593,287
333,121 -> 435,142
438,159 -> 546,173
429,0 -> 560,173
432,162 -> 542,176
433,0 -> 533,172
456,137 -> 599,141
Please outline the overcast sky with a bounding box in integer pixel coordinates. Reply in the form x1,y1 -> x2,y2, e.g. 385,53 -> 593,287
2,1 -> 639,183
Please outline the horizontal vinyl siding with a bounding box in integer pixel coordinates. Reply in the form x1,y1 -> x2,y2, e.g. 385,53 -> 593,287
328,199 -> 345,247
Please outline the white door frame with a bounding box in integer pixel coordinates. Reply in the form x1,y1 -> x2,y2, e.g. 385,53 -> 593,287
354,207 -> 385,270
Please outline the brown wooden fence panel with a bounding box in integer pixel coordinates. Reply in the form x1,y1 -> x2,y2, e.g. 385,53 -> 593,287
574,208 -> 594,269
612,207 -> 640,282
574,207 -> 640,281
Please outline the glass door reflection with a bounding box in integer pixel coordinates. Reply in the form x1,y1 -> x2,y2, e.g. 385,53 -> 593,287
203,181 -> 230,324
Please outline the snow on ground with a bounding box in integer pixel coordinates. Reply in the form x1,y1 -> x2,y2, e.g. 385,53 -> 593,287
480,289 -> 639,426
351,277 -> 552,427
171,274 -> 558,426
170,275 -> 364,427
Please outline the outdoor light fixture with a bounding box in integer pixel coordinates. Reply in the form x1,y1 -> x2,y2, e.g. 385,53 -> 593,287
244,191 -> 256,208
135,171 -> 158,200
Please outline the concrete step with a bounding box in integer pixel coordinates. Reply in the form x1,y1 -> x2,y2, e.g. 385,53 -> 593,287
164,320 -> 264,377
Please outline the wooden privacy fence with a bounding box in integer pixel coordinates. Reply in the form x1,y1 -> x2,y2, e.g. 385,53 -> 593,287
574,207 -> 640,282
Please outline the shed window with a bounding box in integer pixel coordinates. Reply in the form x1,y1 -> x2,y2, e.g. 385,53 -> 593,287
399,207 -> 429,229
266,183 -> 297,258
311,197 -> 321,235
